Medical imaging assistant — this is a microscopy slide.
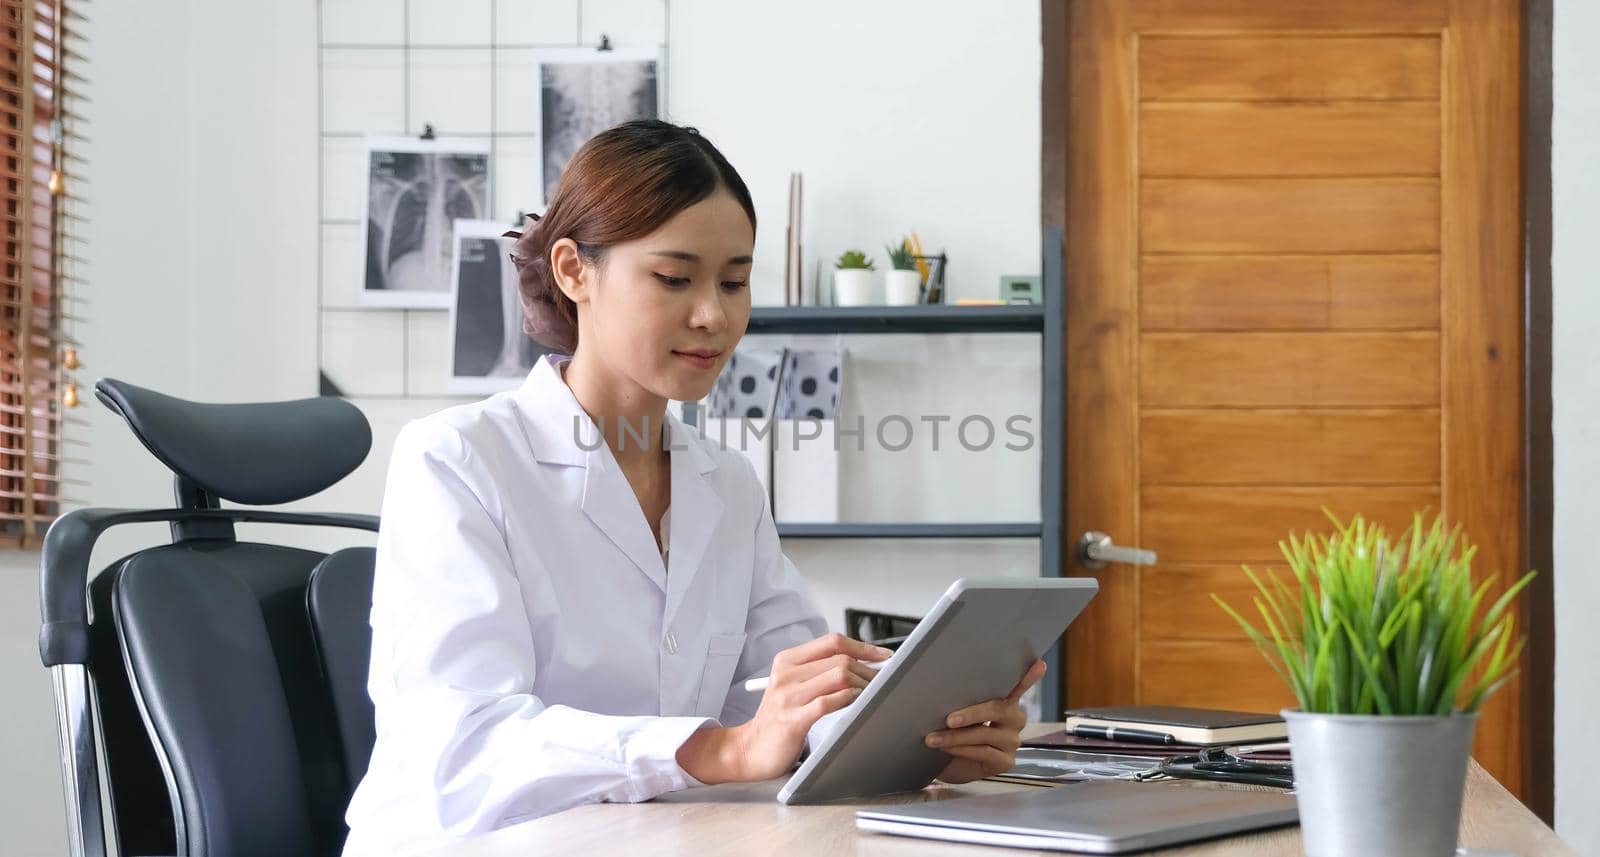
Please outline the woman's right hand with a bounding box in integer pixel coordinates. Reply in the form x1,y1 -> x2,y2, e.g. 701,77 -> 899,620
676,633 -> 891,783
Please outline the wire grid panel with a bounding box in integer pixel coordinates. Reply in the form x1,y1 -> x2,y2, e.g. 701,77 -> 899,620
316,0 -> 669,398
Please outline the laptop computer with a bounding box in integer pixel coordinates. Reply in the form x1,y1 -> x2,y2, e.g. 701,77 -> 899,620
856,780 -> 1299,854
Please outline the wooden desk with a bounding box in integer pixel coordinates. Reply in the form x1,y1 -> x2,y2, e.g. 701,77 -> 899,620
425,725 -> 1573,856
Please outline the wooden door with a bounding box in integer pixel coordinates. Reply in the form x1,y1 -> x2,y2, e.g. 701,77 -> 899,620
1061,1 -> 1527,797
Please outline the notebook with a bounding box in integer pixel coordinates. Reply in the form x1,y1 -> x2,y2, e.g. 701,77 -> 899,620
1022,731 -> 1294,762
1062,706 -> 1287,746
856,780 -> 1299,854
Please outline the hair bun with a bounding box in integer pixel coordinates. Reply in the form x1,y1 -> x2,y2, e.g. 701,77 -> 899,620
505,214 -> 578,354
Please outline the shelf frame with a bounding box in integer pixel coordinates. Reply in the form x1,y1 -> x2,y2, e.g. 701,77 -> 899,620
745,303 -> 1043,335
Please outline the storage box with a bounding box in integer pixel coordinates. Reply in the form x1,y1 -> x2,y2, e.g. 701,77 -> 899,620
773,346 -> 844,523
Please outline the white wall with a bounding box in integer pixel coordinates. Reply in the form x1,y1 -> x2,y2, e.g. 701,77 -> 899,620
1552,0 -> 1600,851
667,1 -> 1040,310
0,1 -> 1042,853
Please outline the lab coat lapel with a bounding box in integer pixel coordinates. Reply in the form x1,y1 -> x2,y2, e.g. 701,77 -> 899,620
580,442 -> 669,593
512,355 -> 587,467
516,355 -> 668,590
662,415 -> 721,630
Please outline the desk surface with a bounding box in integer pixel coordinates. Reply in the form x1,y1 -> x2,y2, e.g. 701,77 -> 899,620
424,724 -> 1573,857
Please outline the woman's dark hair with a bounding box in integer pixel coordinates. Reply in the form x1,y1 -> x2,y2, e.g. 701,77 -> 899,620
506,120 -> 757,353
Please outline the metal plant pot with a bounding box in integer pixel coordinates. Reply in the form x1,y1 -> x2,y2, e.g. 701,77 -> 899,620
1285,709 -> 1477,857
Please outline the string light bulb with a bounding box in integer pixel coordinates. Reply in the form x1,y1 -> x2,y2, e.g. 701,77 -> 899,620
62,382 -> 78,409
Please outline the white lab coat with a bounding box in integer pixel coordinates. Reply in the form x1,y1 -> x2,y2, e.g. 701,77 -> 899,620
342,354 -> 831,856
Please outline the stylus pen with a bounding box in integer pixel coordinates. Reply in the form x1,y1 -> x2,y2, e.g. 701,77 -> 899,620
1069,725 -> 1177,745
742,660 -> 885,694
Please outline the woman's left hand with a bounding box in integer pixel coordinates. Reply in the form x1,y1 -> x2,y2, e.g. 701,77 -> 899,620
925,659 -> 1047,784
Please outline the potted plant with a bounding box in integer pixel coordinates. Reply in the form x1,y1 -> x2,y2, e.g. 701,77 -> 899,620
1215,512 -> 1534,857
833,250 -> 876,306
883,237 -> 922,305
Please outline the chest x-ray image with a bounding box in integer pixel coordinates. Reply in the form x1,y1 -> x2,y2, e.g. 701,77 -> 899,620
535,45 -> 662,206
363,137 -> 490,308
448,219 -> 550,394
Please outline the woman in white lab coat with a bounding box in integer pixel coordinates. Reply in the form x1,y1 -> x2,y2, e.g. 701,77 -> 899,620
342,120 -> 1045,855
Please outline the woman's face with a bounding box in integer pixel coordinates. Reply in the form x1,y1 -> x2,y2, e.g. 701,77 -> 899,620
558,189 -> 754,403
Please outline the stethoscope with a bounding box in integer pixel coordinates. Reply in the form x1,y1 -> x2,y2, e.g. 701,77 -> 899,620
1144,743 -> 1295,790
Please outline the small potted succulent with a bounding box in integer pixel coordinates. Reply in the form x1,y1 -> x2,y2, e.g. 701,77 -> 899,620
1216,512 -> 1534,857
883,237 -> 922,306
833,250 -> 876,307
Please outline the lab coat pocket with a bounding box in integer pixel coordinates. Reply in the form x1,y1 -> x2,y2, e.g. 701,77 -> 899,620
694,632 -> 748,718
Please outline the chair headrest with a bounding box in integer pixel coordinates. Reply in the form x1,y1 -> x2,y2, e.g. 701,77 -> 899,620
95,378 -> 372,506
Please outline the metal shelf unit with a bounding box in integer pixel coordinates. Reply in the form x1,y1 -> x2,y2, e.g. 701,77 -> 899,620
746,303 -> 1045,335
758,227 -> 1066,717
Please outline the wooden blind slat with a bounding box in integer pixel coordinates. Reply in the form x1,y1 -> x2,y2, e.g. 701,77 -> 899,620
0,0 -> 80,547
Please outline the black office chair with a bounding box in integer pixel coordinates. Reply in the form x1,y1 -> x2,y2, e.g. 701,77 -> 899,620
37,379 -> 383,857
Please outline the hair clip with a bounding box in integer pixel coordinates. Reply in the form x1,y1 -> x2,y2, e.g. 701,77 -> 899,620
502,211 -> 541,240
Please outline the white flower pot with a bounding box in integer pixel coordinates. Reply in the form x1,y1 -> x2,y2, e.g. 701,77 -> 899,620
883,269 -> 922,305
833,269 -> 876,306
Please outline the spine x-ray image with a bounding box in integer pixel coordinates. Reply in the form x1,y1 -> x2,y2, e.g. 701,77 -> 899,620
538,50 -> 660,204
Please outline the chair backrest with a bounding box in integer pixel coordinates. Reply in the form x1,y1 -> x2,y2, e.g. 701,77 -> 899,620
38,378 -> 381,857
308,547 -> 379,788
115,543 -> 344,857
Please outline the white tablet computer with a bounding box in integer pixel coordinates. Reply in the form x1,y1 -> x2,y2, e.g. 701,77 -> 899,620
777,577 -> 1098,805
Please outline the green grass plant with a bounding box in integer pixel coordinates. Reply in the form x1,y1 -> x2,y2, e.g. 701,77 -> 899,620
1213,512 -> 1534,716
884,238 -> 916,271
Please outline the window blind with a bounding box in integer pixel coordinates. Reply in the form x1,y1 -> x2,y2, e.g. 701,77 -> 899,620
1,0 -> 83,548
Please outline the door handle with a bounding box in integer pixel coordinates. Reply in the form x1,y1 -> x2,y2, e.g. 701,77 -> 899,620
1076,531 -> 1157,569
